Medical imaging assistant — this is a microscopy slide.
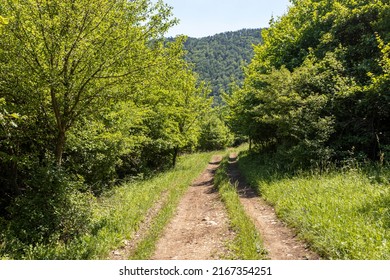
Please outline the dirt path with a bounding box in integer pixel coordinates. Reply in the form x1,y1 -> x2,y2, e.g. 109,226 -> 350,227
227,152 -> 320,260
118,153 -> 319,260
151,155 -> 235,260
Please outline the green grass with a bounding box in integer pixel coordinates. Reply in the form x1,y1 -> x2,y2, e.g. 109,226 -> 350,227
238,150 -> 390,260
2,152 -> 215,260
129,169 -> 193,260
214,156 -> 267,260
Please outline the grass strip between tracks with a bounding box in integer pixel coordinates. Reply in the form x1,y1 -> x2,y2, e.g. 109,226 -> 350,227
214,156 -> 267,260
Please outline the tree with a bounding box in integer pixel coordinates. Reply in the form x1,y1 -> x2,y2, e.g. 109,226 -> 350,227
131,38 -> 212,167
0,0 -> 176,165
198,108 -> 234,151
228,0 -> 390,165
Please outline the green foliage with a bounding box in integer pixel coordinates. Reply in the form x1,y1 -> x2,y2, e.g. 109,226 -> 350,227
198,110 -> 234,151
227,0 -> 390,167
0,0 -> 177,164
2,166 -> 94,257
238,150 -> 390,259
0,16 -> 7,29
183,29 -> 263,102
214,157 -> 266,260
0,0 -> 214,258
0,152 -> 213,259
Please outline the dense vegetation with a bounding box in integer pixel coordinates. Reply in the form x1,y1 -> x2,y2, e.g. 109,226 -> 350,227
225,0 -> 390,167
238,151 -> 390,259
1,0 -> 390,260
183,29 -> 263,102
0,0 -> 233,258
224,0 -> 390,260
2,152 -> 214,259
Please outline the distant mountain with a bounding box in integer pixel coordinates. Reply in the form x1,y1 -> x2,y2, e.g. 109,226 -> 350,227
183,28 -> 263,103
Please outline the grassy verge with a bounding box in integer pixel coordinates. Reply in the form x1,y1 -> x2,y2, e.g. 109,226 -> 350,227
129,176 -> 188,260
214,156 -> 267,260
238,150 -> 390,260
2,152 -> 214,259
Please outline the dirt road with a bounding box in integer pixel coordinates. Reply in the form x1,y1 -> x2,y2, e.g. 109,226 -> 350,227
151,155 -> 235,260
115,153 -> 319,260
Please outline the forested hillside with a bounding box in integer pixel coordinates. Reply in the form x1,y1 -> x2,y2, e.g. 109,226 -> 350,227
183,29 -> 263,102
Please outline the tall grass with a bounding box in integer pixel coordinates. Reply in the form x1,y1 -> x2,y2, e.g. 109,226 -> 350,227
1,152 -> 214,259
238,151 -> 390,260
214,157 -> 267,260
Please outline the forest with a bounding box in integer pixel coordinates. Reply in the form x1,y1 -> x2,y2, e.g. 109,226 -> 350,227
183,28 -> 263,102
0,0 -> 389,260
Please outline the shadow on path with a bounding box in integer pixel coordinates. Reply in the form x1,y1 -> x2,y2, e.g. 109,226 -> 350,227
226,152 -> 320,260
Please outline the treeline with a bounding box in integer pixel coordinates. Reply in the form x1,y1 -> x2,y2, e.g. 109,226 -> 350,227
225,0 -> 390,168
183,29 -> 263,102
0,0 -> 232,254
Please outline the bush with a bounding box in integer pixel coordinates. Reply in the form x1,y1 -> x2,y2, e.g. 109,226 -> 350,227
4,166 -> 94,250
199,114 -> 234,151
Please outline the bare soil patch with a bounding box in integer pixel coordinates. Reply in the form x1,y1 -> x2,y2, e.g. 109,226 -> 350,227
151,155 -> 235,260
228,152 -> 320,260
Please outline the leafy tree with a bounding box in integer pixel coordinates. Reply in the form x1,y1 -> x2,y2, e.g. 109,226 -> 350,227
198,109 -> 234,151
0,0 -> 176,165
228,0 -> 390,166
361,35 -> 390,163
0,0 -> 215,252
131,39 -> 211,168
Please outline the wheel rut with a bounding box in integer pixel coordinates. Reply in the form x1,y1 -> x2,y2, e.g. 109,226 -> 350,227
125,153 -> 319,260
227,152 -> 320,260
151,155 -> 235,260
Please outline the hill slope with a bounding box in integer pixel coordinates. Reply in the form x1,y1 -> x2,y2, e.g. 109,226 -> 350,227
183,28 -> 263,102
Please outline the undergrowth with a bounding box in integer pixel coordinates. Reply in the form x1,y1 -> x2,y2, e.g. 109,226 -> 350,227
214,156 -> 267,260
238,150 -> 390,260
0,152 -> 214,259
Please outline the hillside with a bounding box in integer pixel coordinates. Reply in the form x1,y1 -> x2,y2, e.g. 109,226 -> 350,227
183,28 -> 263,102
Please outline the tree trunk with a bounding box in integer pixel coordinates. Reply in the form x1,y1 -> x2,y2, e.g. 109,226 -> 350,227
55,129 -> 66,166
172,146 -> 179,167
51,87 -> 66,166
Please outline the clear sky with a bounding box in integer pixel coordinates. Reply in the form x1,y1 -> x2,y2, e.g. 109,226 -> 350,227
155,0 -> 291,38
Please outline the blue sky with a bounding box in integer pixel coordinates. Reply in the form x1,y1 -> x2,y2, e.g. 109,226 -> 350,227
155,0 -> 291,38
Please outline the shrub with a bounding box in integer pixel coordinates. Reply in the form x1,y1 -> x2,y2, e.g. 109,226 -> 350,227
199,115 -> 234,151
5,166 -> 94,249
